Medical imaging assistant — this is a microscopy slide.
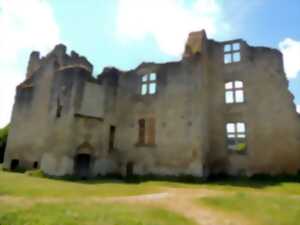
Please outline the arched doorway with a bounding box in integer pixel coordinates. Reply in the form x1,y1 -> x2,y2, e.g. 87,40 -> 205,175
126,162 -> 134,177
10,159 -> 19,171
74,154 -> 91,179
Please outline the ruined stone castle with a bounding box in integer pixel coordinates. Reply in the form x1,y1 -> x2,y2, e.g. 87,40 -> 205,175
3,30 -> 300,178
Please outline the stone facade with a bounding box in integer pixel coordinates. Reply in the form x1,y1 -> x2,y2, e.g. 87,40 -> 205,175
3,30 -> 300,178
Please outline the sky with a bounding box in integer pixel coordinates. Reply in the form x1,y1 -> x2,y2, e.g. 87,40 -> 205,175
0,0 -> 300,128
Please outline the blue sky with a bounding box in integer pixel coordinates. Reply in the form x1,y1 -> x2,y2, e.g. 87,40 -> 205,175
0,0 -> 300,127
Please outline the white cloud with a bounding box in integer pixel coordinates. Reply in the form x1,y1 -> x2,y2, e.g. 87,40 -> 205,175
297,105 -> 300,114
279,38 -> 300,79
0,0 -> 60,128
116,0 -> 229,56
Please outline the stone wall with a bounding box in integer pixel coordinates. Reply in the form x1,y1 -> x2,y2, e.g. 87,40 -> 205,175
4,31 -> 300,178
205,39 -> 300,176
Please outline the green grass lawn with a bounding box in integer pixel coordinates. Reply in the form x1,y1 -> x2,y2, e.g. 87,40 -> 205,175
0,169 -> 164,198
0,169 -> 198,225
0,201 -> 197,225
198,191 -> 300,225
1,166 -> 300,225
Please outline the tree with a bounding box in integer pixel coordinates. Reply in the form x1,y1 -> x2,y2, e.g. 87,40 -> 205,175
0,125 -> 9,163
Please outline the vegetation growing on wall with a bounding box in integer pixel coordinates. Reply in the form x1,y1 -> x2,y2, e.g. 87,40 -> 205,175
0,124 -> 9,163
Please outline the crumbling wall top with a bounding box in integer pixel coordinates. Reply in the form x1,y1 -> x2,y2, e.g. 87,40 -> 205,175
183,30 -> 207,58
26,44 -> 93,79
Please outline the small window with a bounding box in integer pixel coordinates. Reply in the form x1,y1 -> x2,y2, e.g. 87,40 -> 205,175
108,126 -> 116,152
226,122 -> 247,153
225,81 -> 244,104
224,54 -> 232,64
137,118 -> 156,145
142,75 -> 148,82
233,52 -> 241,62
149,73 -> 156,81
56,98 -> 63,118
141,84 -> 147,95
224,44 -> 231,52
141,73 -> 157,95
224,42 -> 241,64
233,43 -> 240,51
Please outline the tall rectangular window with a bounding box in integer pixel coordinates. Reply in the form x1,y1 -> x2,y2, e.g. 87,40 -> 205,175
141,73 -> 157,95
138,119 -> 146,144
138,118 -> 156,145
224,42 -> 241,64
108,125 -> 116,152
226,122 -> 247,153
225,81 -> 244,104
56,98 -> 63,118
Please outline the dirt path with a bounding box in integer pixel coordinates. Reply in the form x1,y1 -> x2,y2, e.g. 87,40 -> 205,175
102,188 -> 248,225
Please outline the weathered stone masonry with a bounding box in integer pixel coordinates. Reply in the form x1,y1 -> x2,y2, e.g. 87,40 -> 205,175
4,30 -> 300,178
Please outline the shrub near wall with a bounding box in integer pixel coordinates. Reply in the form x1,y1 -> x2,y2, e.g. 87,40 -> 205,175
0,125 -> 9,163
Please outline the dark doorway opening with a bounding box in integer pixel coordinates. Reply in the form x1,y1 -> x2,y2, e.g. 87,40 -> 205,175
0,144 -> 5,163
10,159 -> 19,171
108,125 -> 116,153
126,162 -> 134,177
74,154 -> 91,179
33,161 -> 39,169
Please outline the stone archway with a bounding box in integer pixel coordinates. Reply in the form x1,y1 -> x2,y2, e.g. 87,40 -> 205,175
10,159 -> 19,171
74,142 -> 94,179
74,153 -> 91,179
126,162 -> 134,177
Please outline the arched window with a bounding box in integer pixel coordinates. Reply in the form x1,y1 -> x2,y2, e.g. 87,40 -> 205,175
225,81 -> 244,104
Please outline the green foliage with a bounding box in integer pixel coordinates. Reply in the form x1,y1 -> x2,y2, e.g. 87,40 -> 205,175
0,124 -> 9,144
25,169 -> 46,178
0,124 -> 9,162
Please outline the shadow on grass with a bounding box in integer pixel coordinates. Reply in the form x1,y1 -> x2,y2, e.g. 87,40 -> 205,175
62,173 -> 300,190
4,165 -> 300,188
205,173 -> 300,189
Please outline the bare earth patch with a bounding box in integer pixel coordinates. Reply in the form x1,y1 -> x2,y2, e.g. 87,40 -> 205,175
101,188 -> 251,225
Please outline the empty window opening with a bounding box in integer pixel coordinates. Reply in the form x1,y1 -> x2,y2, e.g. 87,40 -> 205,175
225,81 -> 244,104
74,154 -> 91,179
138,118 -> 156,145
224,42 -> 241,64
10,159 -> 19,171
33,161 -> 39,169
138,119 -> 146,144
108,126 -> 116,153
141,73 -> 157,95
56,98 -> 63,118
226,122 -> 247,153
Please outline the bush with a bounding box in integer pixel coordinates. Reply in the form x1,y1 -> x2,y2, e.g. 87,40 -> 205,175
25,169 -> 46,178
0,124 -> 9,163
